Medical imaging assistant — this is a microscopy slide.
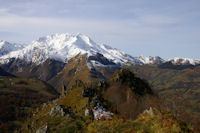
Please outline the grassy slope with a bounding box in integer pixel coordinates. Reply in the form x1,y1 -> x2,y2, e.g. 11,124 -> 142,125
131,65 -> 200,131
0,77 -> 59,133
103,68 -> 159,120
22,101 -> 193,133
21,84 -> 90,133
49,54 -> 104,92
88,109 -> 193,133
20,68 -> 194,132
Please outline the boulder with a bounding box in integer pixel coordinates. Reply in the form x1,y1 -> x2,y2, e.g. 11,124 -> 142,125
49,105 -> 65,116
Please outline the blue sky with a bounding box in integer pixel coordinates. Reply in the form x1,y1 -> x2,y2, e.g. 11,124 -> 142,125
0,0 -> 200,59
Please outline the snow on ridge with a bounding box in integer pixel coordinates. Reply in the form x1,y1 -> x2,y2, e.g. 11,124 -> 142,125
0,33 -> 139,65
99,44 -> 142,64
167,57 -> 200,65
136,56 -> 164,64
0,33 -> 199,66
136,56 -> 200,65
0,41 -> 25,57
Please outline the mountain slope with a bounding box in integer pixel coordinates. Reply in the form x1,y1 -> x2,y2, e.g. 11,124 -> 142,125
20,68 -> 193,133
88,109 -> 192,133
131,64 -> 200,131
0,76 -> 59,133
49,53 -> 120,92
0,58 -> 65,81
103,68 -> 159,120
0,67 -> 15,77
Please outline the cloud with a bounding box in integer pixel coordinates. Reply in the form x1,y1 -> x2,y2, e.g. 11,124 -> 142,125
0,8 -> 10,15
0,8 -> 160,41
127,8 -> 180,26
140,15 -> 179,26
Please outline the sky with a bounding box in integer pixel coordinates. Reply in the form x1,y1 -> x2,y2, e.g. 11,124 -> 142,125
0,0 -> 200,59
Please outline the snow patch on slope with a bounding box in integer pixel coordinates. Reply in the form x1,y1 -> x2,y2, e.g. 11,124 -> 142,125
93,103 -> 113,120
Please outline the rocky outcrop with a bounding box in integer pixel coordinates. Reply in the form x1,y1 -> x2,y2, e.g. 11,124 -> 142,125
93,104 -> 113,120
143,107 -> 154,116
88,53 -> 116,66
36,124 -> 47,133
49,105 -> 65,116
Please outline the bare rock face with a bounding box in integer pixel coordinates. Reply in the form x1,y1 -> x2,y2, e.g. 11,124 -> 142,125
36,124 -> 47,133
49,105 -> 65,116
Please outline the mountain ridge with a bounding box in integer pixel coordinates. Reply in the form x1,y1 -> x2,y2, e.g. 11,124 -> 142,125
0,33 -> 199,66
0,40 -> 24,56
0,33 -> 141,65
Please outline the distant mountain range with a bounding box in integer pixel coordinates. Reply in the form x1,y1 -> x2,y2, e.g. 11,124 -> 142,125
0,33 -> 199,66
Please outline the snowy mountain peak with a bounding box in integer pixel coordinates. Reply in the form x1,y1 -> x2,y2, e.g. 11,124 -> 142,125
0,33 -> 199,66
167,57 -> 200,65
34,33 -> 98,52
136,56 -> 164,64
0,41 -> 24,56
0,33 -> 139,65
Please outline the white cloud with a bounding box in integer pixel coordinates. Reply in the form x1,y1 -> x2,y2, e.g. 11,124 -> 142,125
0,8 -> 10,15
0,8 -> 161,41
140,15 -> 180,26
127,8 -> 180,26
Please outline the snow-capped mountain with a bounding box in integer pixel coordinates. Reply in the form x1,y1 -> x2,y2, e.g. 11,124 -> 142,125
0,33 -> 199,66
0,41 -> 24,56
167,57 -> 200,65
136,56 -> 164,64
0,33 -> 142,65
